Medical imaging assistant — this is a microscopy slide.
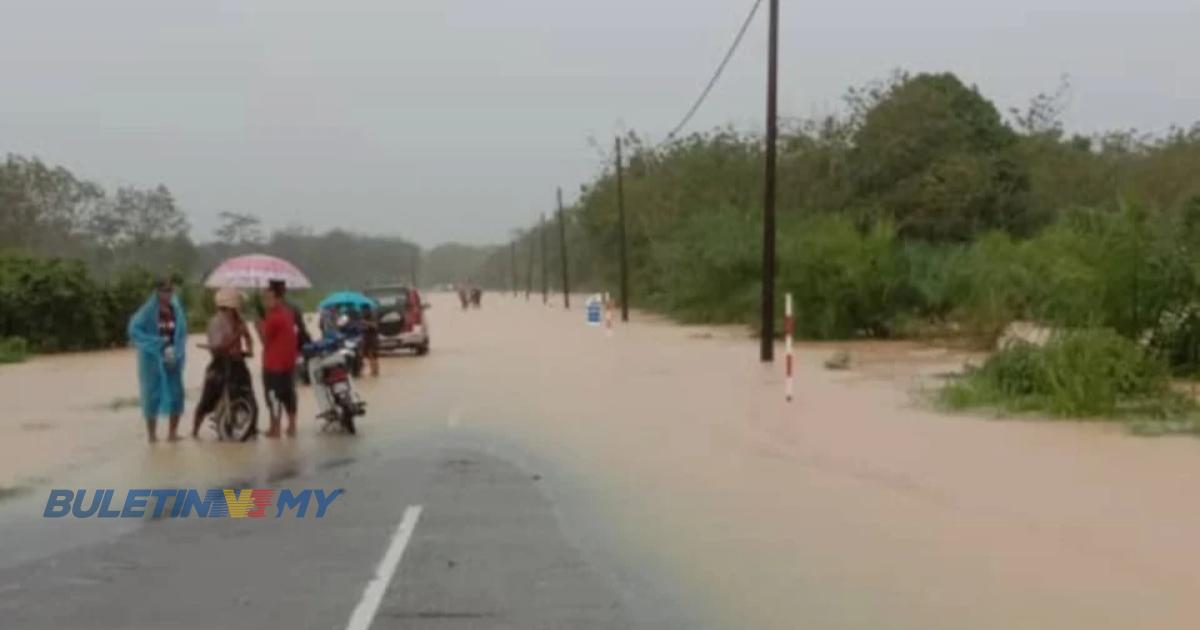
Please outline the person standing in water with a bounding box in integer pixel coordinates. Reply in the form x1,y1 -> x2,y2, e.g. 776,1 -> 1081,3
258,281 -> 299,437
127,277 -> 187,443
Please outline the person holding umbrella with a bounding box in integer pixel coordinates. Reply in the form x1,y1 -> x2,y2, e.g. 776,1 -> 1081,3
205,255 -> 312,436
127,277 -> 187,443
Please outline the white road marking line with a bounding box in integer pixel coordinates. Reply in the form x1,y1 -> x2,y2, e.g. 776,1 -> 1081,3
344,505 -> 423,630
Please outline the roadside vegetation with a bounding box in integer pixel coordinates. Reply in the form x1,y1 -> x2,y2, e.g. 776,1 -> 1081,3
475,71 -> 1200,422
0,336 -> 28,364
0,158 -> 420,353
6,68 -> 1200,424
940,330 -> 1194,420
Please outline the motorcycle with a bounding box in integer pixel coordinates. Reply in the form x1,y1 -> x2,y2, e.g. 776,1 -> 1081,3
302,337 -> 366,434
341,332 -> 364,378
197,344 -> 257,441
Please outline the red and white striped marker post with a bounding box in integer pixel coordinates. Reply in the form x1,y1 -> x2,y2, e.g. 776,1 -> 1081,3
785,292 -> 795,402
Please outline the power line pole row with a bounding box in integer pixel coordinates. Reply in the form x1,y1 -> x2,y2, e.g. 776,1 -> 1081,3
508,142 -> 628,318
501,0 -> 776,362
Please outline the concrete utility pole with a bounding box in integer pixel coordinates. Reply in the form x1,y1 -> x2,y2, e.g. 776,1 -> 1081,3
557,187 -> 570,309
539,213 -> 549,304
510,241 -> 518,296
525,234 -> 534,300
759,0 -> 780,362
615,136 -> 630,323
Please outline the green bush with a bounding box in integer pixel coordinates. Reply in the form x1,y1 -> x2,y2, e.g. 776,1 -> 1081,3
1147,303 -> 1200,375
941,329 -> 1189,418
778,216 -> 911,338
0,254 -> 209,353
949,232 -> 1034,343
641,207 -> 762,325
0,255 -> 105,351
0,337 -> 28,363
98,267 -> 157,347
901,241 -> 969,321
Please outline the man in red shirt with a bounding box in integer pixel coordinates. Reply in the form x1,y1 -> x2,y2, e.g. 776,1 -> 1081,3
259,282 -> 299,437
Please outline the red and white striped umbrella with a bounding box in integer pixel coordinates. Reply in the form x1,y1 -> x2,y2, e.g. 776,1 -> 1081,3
204,254 -> 311,289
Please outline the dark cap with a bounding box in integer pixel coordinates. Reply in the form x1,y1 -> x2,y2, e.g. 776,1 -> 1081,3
268,279 -> 287,295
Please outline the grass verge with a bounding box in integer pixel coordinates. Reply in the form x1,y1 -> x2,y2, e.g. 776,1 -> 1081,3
939,329 -> 1198,424
0,337 -> 29,364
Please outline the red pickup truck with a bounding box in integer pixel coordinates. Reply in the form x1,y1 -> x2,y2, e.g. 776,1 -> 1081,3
364,285 -> 431,355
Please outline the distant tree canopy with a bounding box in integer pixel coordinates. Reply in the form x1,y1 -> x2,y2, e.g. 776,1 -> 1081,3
0,155 -> 194,273
472,70 -> 1200,359
0,156 -> 103,256
848,72 -> 1036,240
0,154 -> 420,294
197,223 -> 420,292
214,211 -> 264,245
8,69 -> 1200,356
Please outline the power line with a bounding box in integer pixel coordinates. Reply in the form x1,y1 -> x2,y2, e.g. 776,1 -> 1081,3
666,0 -> 765,140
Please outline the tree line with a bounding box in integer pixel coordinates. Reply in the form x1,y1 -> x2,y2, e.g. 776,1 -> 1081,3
475,71 -> 1200,372
0,158 -> 421,353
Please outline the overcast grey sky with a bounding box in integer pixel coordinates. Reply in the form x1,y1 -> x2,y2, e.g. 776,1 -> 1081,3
1,0 -> 1197,246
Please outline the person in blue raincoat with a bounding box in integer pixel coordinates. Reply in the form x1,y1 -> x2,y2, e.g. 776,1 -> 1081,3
127,277 -> 188,442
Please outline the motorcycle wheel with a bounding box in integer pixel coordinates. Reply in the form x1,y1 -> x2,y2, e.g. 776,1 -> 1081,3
297,361 -> 310,386
222,396 -> 257,442
339,401 -> 357,435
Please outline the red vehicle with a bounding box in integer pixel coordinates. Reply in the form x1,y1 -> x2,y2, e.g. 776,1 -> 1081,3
364,285 -> 431,355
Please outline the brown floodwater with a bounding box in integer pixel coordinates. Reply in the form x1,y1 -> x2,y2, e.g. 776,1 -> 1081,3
2,293 -> 1199,629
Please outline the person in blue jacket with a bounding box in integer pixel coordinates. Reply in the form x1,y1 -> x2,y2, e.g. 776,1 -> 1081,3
128,277 -> 188,442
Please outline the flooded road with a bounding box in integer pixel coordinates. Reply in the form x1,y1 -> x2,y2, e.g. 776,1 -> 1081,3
2,292 -> 1200,629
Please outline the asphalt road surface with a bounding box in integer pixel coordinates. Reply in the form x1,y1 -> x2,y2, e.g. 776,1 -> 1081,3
3,292 -> 1200,629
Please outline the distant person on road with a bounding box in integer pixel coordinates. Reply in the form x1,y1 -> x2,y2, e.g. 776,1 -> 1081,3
258,282 -> 299,438
193,288 -> 255,438
457,285 -> 470,310
127,277 -> 187,443
470,286 -> 482,309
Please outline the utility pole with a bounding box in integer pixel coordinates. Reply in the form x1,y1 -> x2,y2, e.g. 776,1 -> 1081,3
539,213 -> 549,304
525,234 -> 534,301
557,187 -> 571,309
615,136 -> 630,322
410,247 -> 420,287
510,241 -> 518,297
759,0 -> 780,363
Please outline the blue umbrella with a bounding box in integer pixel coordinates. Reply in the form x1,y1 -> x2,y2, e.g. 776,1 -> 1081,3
318,291 -> 378,310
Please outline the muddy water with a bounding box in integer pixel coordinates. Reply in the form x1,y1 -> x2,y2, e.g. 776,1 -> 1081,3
3,294 -> 1200,628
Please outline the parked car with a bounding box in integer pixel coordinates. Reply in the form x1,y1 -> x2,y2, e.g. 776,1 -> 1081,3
364,285 -> 430,355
